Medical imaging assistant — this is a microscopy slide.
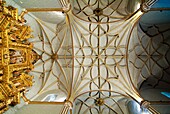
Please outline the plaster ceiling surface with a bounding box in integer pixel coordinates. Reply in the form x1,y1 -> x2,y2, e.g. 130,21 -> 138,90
3,0 -> 170,114
140,11 -> 170,24
13,0 -> 65,24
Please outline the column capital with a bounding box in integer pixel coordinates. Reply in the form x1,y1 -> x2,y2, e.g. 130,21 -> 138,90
140,100 -> 150,108
141,0 -> 158,12
64,100 -> 73,109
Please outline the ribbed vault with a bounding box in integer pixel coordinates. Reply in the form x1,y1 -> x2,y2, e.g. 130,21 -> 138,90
6,0 -> 163,114
25,0 -> 156,113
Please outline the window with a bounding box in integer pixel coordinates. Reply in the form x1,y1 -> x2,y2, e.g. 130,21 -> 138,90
161,92 -> 170,98
42,94 -> 58,102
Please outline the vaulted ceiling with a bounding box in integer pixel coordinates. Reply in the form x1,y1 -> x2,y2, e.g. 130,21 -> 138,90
3,0 -> 170,114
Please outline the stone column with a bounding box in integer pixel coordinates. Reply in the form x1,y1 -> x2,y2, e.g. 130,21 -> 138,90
60,101 -> 72,114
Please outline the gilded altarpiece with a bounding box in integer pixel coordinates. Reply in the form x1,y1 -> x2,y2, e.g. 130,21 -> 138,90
0,1 -> 38,113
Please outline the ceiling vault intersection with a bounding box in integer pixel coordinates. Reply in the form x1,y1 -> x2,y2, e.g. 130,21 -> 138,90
1,0 -> 169,114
